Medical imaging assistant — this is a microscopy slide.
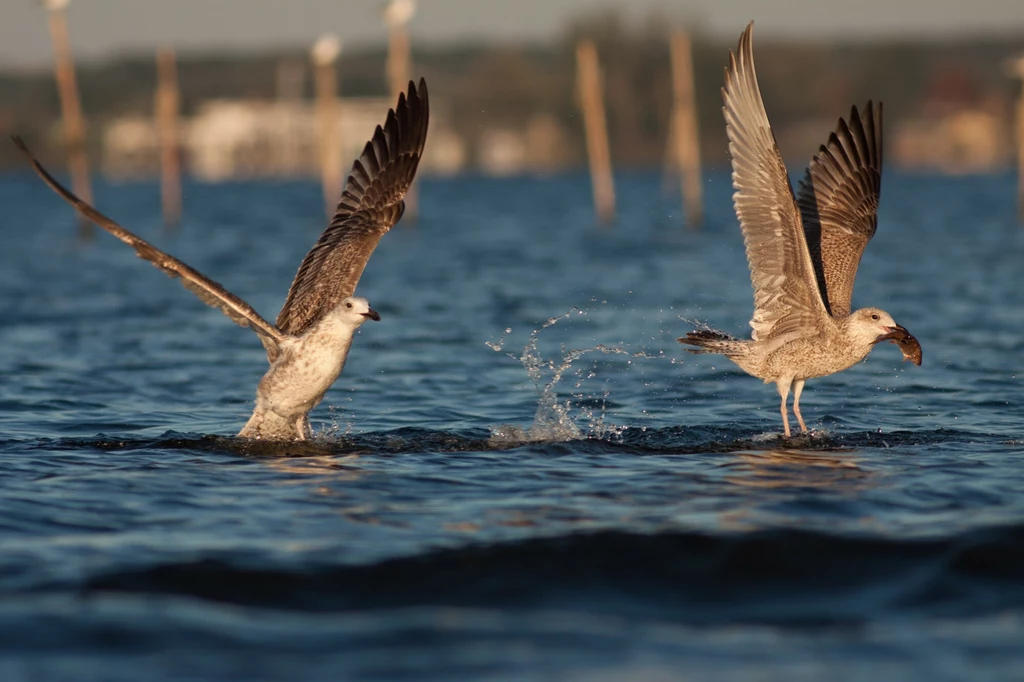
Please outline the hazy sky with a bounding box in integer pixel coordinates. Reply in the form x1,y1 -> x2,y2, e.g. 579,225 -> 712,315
4,0 -> 1024,68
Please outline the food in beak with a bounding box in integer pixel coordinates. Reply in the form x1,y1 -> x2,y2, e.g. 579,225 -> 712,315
874,325 -> 922,366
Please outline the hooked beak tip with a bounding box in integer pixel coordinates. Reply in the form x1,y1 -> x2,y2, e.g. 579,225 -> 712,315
363,308 -> 381,322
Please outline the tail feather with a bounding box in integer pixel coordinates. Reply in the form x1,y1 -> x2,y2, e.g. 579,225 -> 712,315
678,329 -> 746,356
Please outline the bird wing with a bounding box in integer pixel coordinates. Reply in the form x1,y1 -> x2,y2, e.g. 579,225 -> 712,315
723,22 -> 830,341
796,101 -> 883,318
13,136 -> 287,363
275,78 -> 429,335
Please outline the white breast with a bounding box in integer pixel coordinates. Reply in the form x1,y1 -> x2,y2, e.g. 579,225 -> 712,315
255,318 -> 358,420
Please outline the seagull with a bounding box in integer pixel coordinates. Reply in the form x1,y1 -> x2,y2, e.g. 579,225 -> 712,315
679,24 -> 920,438
15,78 -> 429,441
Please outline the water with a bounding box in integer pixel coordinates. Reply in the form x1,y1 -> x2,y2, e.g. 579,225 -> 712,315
1,168 -> 1023,681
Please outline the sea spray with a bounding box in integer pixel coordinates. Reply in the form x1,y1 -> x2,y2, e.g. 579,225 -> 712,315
488,308 -> 645,443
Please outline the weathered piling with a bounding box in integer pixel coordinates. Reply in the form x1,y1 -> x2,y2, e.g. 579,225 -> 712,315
312,35 -> 343,221
1009,56 -> 1024,224
276,59 -> 306,176
669,30 -> 703,229
43,0 -> 93,238
155,47 -> 182,229
384,0 -> 418,222
575,40 -> 616,226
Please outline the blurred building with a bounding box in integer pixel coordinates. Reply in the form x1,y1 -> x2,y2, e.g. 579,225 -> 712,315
102,97 -> 467,181
474,114 -> 573,175
892,109 -> 1011,174
890,65 -> 1013,174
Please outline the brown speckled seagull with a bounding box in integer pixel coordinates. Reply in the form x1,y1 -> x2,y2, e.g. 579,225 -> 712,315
15,78 -> 429,441
679,24 -> 920,437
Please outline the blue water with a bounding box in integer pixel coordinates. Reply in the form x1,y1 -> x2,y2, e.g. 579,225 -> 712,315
1,169 -> 1023,681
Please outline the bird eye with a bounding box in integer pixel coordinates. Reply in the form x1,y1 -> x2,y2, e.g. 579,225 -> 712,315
870,314 -> 879,321
345,302 -> 352,309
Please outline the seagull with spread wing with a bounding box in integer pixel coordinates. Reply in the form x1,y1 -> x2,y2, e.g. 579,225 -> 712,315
15,78 -> 429,440
679,24 -> 920,437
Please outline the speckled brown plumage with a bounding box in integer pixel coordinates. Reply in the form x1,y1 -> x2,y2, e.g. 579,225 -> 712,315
798,101 -> 883,318
679,23 -> 919,437
276,78 -> 429,335
14,79 -> 430,441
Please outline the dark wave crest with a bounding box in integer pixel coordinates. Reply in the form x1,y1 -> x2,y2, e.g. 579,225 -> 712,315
67,526 -> 1024,626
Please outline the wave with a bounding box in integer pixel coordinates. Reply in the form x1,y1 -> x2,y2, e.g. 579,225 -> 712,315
33,525 -> 1023,626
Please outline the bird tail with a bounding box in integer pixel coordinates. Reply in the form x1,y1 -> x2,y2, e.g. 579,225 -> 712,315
678,329 -> 748,357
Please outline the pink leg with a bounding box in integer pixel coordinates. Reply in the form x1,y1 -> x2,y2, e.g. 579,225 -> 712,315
294,416 -> 309,440
777,379 -> 792,438
792,379 -> 808,433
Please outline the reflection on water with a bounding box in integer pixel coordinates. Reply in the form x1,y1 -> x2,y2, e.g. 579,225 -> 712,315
725,448 -> 870,489
263,453 -> 366,479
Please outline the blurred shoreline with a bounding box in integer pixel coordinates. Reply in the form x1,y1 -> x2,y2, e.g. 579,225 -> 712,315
2,12 -> 1021,177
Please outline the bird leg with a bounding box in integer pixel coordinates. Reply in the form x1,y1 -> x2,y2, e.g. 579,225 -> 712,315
792,379 -> 808,433
294,416 -> 310,441
777,379 -> 792,438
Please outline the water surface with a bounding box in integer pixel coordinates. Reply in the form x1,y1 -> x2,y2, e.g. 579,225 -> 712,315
1,169 -> 1022,681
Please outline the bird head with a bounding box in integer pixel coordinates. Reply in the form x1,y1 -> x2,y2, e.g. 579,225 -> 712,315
846,307 -> 904,344
334,296 -> 381,325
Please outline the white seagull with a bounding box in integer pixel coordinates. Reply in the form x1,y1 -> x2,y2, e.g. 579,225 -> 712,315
16,78 -> 429,440
679,24 -> 920,437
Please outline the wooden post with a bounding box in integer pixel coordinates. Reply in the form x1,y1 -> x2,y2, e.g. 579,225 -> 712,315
155,47 -> 182,229
44,0 -> 93,239
1004,57 -> 1024,224
669,31 -> 703,229
661,112 -> 677,195
1018,95 -> 1024,224
575,40 -> 615,226
384,0 -> 417,222
311,35 -> 342,221
1010,57 -> 1024,224
275,59 -> 306,177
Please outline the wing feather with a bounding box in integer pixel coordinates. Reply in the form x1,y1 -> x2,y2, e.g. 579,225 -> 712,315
723,22 -> 829,341
13,136 -> 286,362
276,78 -> 430,335
797,102 -> 883,318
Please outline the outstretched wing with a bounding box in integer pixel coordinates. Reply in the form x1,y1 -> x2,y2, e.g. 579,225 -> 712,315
275,78 -> 429,335
797,102 -> 883,318
13,136 -> 287,361
723,22 -> 830,342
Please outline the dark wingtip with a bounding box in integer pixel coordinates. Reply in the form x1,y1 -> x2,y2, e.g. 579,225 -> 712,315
405,77 -> 428,109
11,135 -> 34,164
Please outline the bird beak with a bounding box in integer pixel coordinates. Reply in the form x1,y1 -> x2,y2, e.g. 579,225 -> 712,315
873,324 -> 910,344
363,308 -> 381,322
873,324 -> 922,366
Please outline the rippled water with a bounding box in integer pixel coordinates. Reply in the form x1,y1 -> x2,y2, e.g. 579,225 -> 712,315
1,169 -> 1023,681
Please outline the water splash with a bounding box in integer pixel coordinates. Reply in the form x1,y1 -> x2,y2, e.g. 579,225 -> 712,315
320,403 -> 354,441
489,309 -> 635,443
